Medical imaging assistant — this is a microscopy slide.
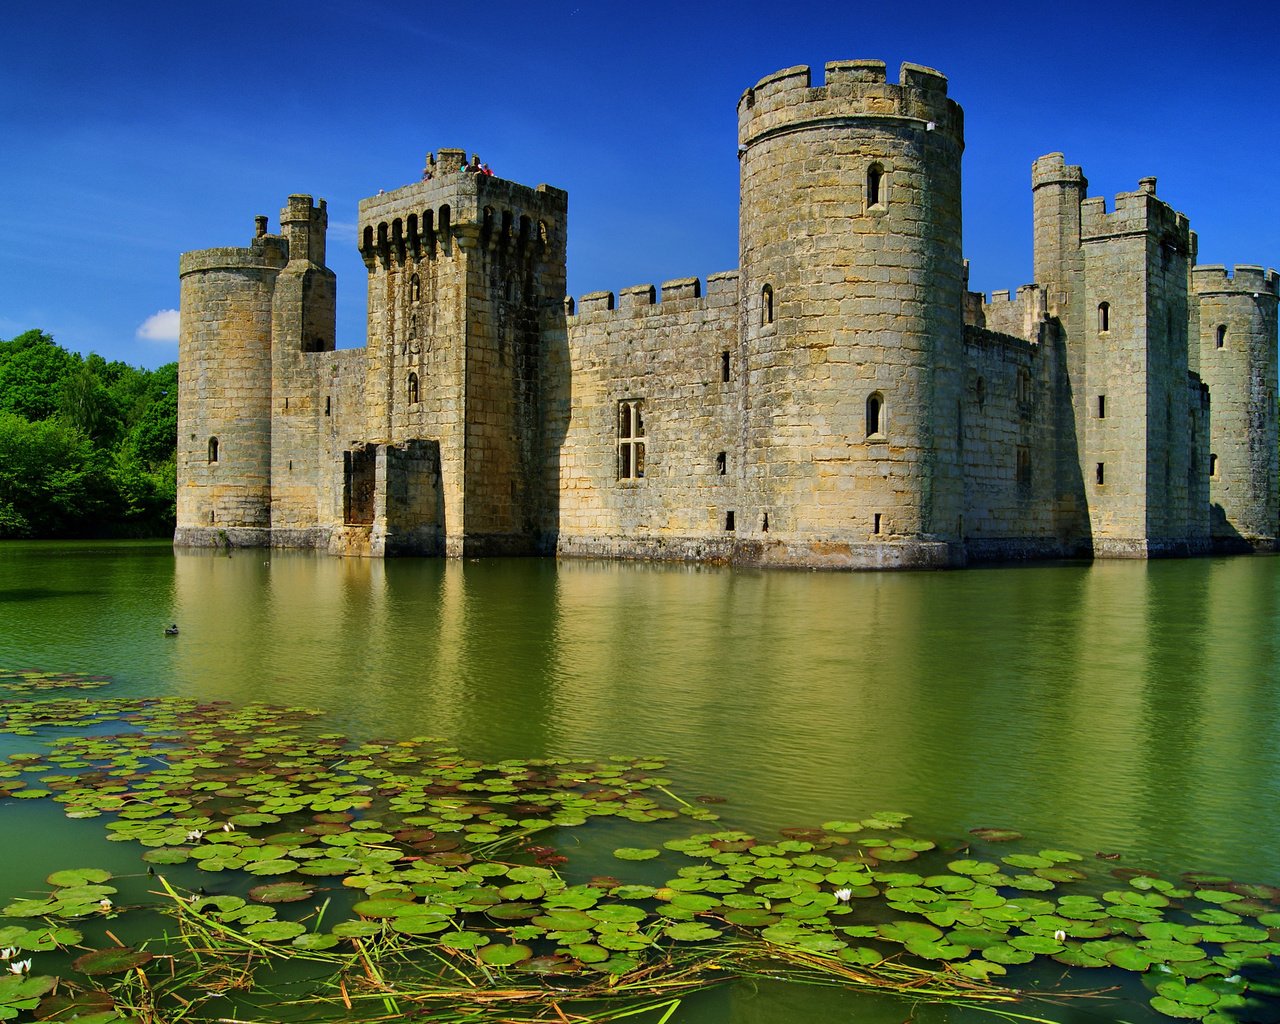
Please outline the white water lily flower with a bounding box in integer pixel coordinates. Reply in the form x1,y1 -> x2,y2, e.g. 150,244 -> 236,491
185,829 -> 205,842
8,959 -> 31,975
98,898 -> 113,912
222,822 -> 236,832
1053,929 -> 1067,942
0,948 -> 14,961
834,888 -> 853,902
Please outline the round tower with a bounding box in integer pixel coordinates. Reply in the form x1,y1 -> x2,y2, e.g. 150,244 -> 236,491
1193,264 -> 1279,550
737,60 -> 965,567
174,224 -> 287,547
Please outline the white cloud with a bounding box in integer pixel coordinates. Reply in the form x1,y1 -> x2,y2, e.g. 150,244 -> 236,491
136,308 -> 180,342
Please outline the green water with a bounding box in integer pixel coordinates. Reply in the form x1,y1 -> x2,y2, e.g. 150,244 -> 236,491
1,541 -> 1279,1021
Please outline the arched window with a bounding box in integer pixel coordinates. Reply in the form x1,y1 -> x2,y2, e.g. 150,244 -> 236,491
1209,453 -> 1219,478
407,372 -> 420,406
761,284 -> 774,326
409,274 -> 421,303
866,393 -> 885,438
1098,301 -> 1110,333
207,437 -> 219,463
1215,324 -> 1226,349
866,163 -> 885,209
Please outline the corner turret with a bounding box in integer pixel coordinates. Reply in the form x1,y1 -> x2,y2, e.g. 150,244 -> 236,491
1193,264 -> 1280,549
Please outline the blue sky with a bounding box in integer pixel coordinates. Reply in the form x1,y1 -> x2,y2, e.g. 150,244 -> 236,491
1,0 -> 1276,369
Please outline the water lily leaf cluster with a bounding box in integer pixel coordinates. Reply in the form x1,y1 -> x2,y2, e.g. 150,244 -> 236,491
0,668 -> 111,694
0,691 -> 1277,1023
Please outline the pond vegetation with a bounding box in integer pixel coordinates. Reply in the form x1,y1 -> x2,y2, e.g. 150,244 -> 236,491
0,668 -> 1278,1023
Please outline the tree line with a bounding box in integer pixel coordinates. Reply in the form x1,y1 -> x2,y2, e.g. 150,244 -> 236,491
0,330 -> 177,538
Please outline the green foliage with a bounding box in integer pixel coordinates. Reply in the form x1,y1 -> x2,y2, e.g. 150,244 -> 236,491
0,331 -> 77,421
0,331 -> 177,537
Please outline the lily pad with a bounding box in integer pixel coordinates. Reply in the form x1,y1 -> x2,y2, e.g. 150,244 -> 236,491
72,947 -> 155,976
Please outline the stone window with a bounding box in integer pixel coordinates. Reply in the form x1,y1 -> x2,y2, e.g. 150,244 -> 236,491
1016,446 -> 1031,488
1098,301 -> 1110,333
866,392 -> 885,439
410,274 -> 421,303
974,376 -> 985,408
1017,369 -> 1032,405
761,284 -> 774,326
721,350 -> 731,382
408,372 -> 420,406
866,163 -> 885,209
873,512 -> 882,535
1096,462 -> 1105,486
716,451 -> 726,475
1210,453 -> 1219,478
1216,324 -> 1226,349
207,437 -> 219,464
617,399 -> 646,480
761,512 -> 769,532
325,396 -> 331,416
1097,394 -> 1106,418
724,511 -> 735,531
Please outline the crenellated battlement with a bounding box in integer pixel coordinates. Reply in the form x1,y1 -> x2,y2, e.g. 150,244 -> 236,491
179,232 -> 289,277
979,284 -> 1047,342
357,164 -> 567,268
1192,264 -> 1280,296
1031,153 -> 1087,191
569,271 -> 739,321
737,59 -> 962,150
1079,175 -> 1190,245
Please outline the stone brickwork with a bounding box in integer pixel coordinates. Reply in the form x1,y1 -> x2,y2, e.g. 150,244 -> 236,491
174,59 -> 1278,569
1194,266 -> 1280,549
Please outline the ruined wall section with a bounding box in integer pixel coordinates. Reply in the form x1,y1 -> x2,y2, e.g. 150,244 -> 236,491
556,274 -> 740,561
737,60 -> 965,569
1195,265 -> 1280,549
175,234 -> 287,547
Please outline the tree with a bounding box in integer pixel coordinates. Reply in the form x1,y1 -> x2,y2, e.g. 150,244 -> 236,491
0,412 -> 110,537
0,330 -> 79,421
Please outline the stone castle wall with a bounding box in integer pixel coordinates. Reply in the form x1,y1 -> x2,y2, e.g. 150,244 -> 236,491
174,60 -> 1279,568
553,274 -> 741,561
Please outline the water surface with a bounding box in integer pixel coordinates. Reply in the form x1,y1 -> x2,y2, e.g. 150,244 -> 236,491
1,541 -> 1278,1021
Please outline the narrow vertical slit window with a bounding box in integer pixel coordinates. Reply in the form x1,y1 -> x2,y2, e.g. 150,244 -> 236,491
725,511 -> 735,531
873,513 -> 882,535
866,163 -> 885,209
761,512 -> 769,532
1096,462 -> 1106,486
716,451 -> 726,475
866,392 -> 885,438
721,350 -> 731,382
1098,301 -> 1110,333
408,372 -> 419,405
1210,453 -> 1219,478
325,396 -> 331,416
1098,394 -> 1106,418
1216,324 -> 1226,349
207,437 -> 219,464
617,399 -> 646,480
761,284 -> 774,326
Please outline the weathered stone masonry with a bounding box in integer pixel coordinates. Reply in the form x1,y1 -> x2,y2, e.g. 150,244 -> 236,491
175,62 -> 1279,568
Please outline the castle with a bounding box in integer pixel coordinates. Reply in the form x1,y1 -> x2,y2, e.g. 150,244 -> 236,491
175,60 -> 1279,569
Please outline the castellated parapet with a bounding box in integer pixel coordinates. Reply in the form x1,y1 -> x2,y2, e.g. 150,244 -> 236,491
174,61 -> 1278,568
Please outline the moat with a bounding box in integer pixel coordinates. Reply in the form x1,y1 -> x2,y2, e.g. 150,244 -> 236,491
1,541 -> 1279,1022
